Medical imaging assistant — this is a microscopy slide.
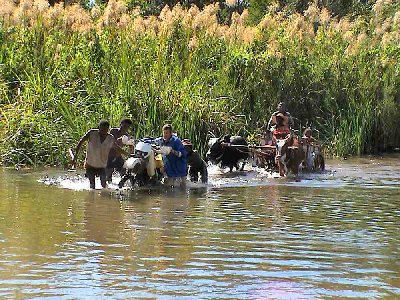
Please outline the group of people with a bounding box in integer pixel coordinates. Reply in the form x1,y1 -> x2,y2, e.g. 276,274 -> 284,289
266,101 -> 316,144
71,121 -> 208,189
71,102 -> 317,189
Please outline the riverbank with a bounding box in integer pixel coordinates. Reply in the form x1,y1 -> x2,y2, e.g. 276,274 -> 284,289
1,1 -> 399,167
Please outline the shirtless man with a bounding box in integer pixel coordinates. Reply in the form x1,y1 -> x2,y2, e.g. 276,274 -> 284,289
106,118 -> 133,182
266,102 -> 294,133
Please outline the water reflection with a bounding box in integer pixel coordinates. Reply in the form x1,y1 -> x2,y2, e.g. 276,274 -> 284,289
0,155 -> 399,298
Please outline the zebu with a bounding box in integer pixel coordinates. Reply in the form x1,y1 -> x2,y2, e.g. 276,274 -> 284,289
301,140 -> 325,172
275,134 -> 305,177
206,135 -> 249,172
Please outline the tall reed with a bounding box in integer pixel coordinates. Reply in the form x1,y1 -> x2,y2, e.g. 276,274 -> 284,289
0,1 -> 399,167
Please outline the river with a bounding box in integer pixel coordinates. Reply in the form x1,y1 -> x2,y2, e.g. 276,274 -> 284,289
0,155 -> 399,299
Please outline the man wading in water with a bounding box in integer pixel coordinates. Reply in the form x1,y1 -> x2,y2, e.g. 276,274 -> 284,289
155,124 -> 187,189
106,118 -> 134,183
71,120 -> 126,189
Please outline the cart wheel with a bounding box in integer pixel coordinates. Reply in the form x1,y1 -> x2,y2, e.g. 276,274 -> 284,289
314,154 -> 325,171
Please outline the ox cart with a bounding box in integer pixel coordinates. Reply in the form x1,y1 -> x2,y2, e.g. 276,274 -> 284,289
249,145 -> 277,172
208,134 -> 325,175
249,135 -> 325,174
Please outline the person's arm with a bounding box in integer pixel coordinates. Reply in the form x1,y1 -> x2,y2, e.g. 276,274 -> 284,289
112,140 -> 130,156
287,112 -> 294,128
170,148 -> 181,157
170,139 -> 186,158
72,130 -> 91,165
266,114 -> 275,131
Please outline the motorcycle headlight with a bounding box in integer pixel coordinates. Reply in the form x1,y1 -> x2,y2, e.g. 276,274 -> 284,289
135,150 -> 149,159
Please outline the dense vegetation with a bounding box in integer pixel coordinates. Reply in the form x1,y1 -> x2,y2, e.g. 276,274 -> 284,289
0,0 -> 399,167
61,0 -> 375,23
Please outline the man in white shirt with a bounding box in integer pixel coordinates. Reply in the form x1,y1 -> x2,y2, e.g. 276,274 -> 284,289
72,120 -> 125,189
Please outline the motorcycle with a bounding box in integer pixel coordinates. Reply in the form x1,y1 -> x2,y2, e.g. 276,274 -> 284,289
118,140 -> 165,188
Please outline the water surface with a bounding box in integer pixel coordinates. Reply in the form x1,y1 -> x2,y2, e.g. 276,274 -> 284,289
0,155 -> 399,299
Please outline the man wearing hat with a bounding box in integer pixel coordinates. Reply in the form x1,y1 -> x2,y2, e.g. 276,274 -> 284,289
182,139 -> 208,184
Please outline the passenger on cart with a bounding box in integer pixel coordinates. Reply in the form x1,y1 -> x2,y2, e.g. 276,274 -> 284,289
301,128 -> 317,144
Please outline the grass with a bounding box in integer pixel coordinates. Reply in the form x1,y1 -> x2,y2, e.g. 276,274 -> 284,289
0,1 -> 399,167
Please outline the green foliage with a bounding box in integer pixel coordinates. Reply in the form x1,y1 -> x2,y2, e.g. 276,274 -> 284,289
125,0 -> 166,15
247,0 -> 273,25
1,2 -> 400,167
247,0 -> 375,25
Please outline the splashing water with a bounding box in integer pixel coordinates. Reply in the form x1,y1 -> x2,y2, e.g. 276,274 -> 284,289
38,155 -> 400,192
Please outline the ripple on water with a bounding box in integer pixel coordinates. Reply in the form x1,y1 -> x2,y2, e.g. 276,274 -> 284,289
1,155 -> 399,298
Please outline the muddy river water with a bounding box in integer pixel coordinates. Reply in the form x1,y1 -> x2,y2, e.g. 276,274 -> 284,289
0,155 -> 399,299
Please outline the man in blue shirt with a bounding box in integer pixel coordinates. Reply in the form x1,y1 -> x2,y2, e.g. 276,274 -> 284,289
155,124 -> 187,189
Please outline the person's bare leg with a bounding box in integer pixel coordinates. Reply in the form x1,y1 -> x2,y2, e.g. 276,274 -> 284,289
100,179 -> 107,188
89,177 -> 96,189
164,177 -> 174,188
100,171 -> 107,188
180,176 -> 187,189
